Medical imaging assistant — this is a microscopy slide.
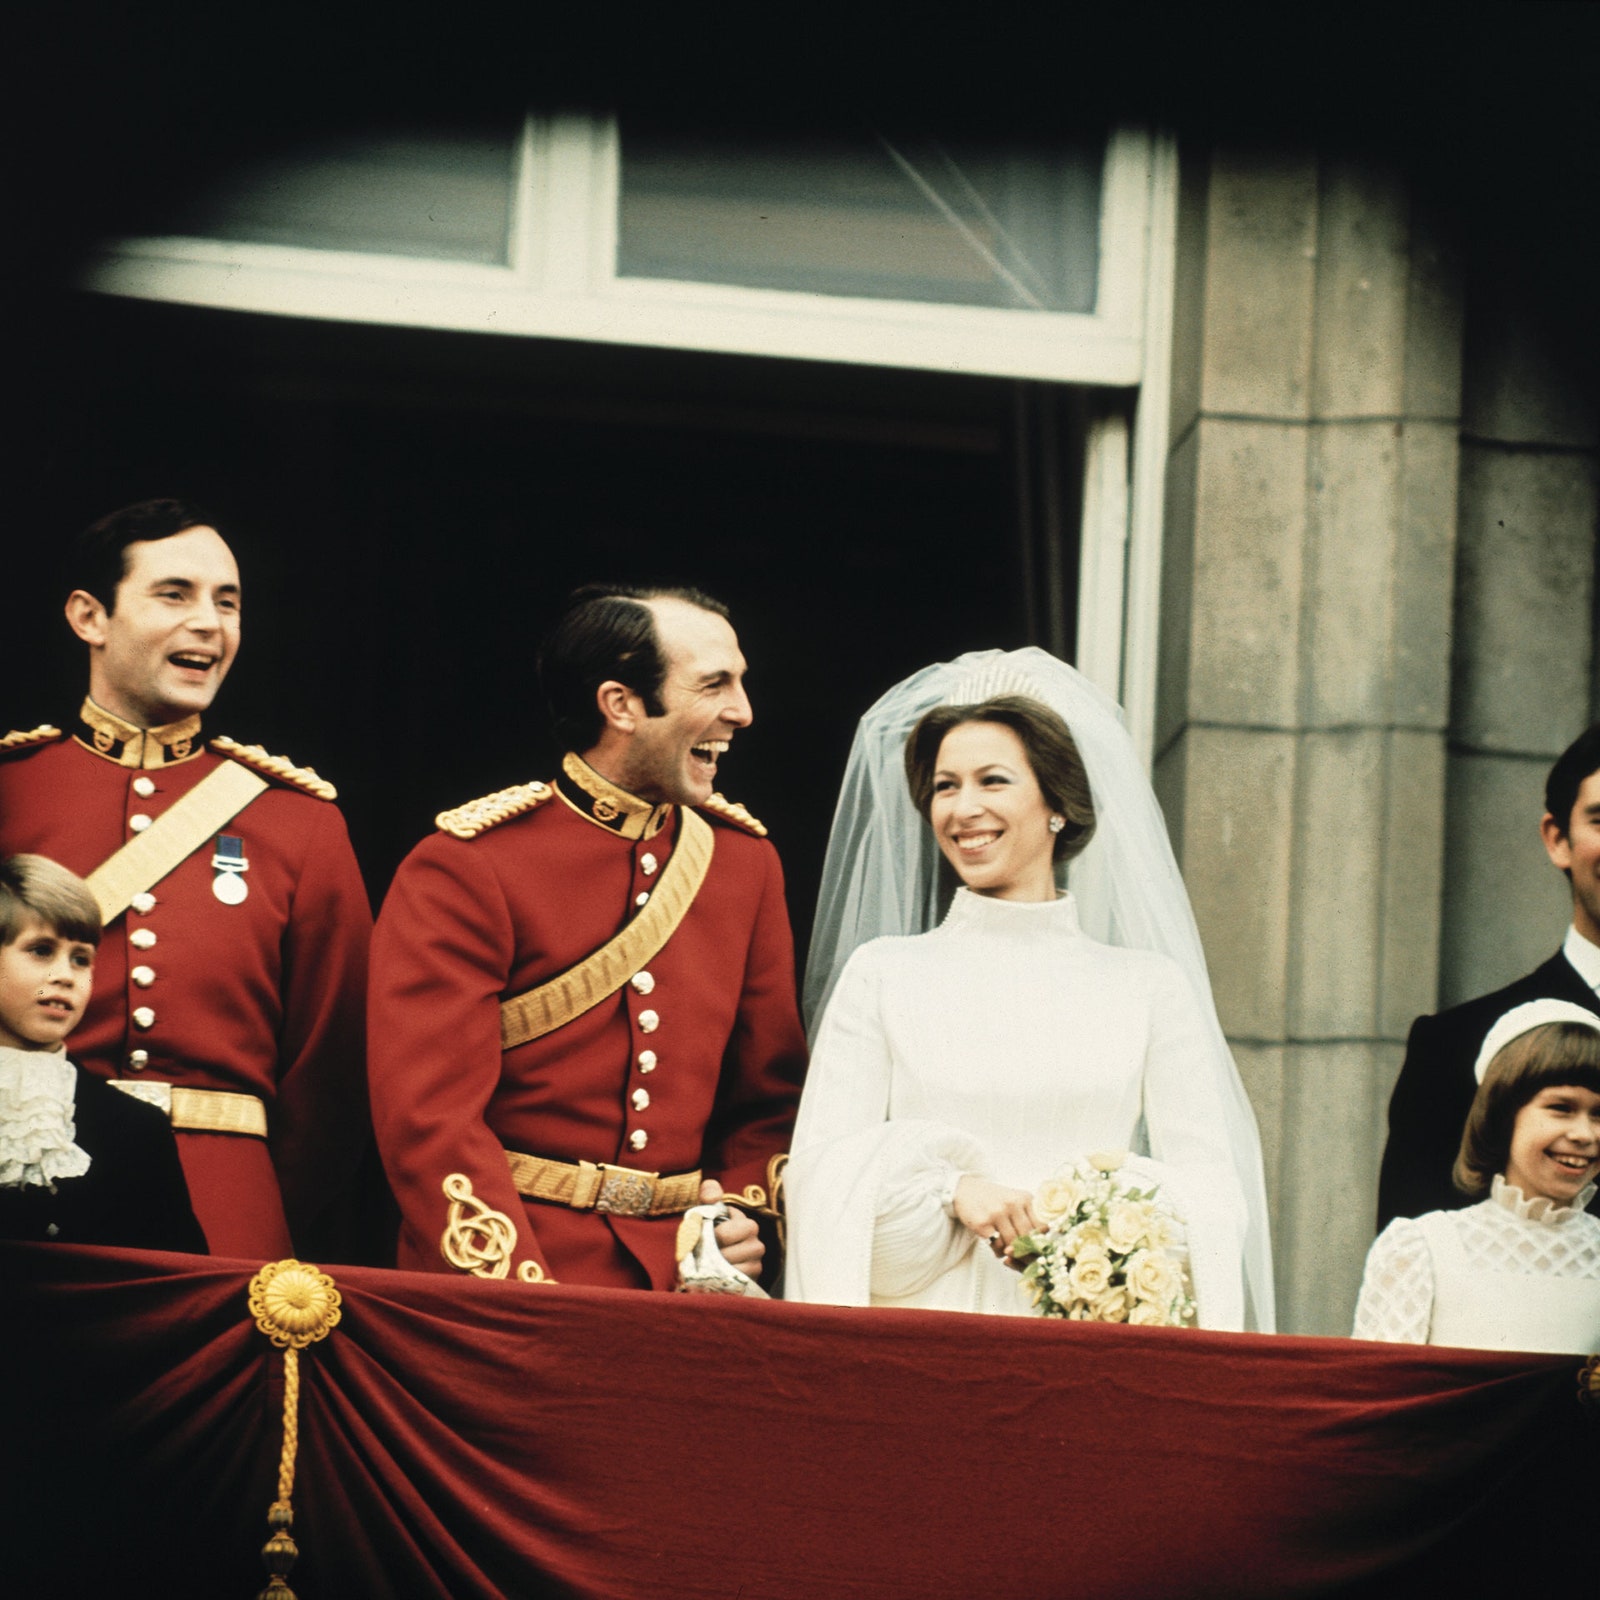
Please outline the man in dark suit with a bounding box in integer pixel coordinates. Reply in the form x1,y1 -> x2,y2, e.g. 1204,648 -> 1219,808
1377,724 -> 1600,1228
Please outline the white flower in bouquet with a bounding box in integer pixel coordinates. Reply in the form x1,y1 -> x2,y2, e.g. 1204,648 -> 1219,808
1008,1151 -> 1196,1327
1036,1174 -> 1084,1223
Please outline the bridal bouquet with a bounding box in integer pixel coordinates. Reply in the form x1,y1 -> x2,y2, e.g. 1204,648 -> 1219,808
1009,1151 -> 1196,1326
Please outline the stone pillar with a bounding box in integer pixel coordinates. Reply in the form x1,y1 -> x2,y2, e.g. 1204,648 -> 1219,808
1155,148 -> 1463,1333
1440,283 -> 1600,1006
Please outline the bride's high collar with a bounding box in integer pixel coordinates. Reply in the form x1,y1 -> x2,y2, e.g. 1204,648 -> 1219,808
941,886 -> 1081,936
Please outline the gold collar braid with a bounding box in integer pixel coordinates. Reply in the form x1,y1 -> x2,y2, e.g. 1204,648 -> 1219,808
557,752 -> 672,840
76,698 -> 204,769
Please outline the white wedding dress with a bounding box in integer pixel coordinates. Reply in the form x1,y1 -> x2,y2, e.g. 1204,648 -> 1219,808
1353,1176 -> 1600,1354
784,888 -> 1250,1328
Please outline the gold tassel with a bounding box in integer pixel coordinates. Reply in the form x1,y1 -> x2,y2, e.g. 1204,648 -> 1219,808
248,1260 -> 342,1600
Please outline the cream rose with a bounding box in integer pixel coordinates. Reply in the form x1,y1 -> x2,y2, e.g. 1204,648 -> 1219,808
1126,1249 -> 1183,1307
1085,1149 -> 1127,1173
1036,1175 -> 1083,1222
1106,1200 -> 1156,1253
1089,1285 -> 1130,1323
1068,1254 -> 1113,1298
1128,1299 -> 1169,1326
1064,1222 -> 1110,1258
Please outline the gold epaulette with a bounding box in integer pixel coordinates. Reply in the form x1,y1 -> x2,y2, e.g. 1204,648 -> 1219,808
210,736 -> 338,801
436,780 -> 554,840
700,792 -> 768,837
0,724 -> 64,757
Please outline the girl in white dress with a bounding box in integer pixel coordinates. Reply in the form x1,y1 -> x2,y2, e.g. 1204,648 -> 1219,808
1353,999 -> 1600,1354
785,651 -> 1274,1331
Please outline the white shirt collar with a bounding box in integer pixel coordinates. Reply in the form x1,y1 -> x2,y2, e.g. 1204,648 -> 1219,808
1562,925 -> 1600,994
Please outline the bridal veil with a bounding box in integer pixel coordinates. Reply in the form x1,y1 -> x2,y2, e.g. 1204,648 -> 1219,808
803,647 -> 1276,1331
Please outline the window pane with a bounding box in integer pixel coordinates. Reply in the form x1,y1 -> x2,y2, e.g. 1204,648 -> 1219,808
618,124 -> 1104,312
138,128 -> 519,265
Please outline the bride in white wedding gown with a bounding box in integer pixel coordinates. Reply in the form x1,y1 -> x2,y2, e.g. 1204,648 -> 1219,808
784,651 -> 1274,1331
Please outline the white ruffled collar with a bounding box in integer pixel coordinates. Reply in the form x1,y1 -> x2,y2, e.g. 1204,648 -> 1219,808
1490,1172 -> 1598,1226
941,886 -> 1082,940
0,1044 -> 91,1191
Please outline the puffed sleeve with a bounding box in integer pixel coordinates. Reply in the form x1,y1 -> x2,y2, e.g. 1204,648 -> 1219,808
367,836 -> 554,1283
1140,955 -> 1250,1331
271,799 -> 373,1250
784,945 -> 984,1304
1352,1217 -> 1435,1343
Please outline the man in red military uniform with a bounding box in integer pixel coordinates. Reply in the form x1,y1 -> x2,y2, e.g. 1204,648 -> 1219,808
0,499 -> 371,1259
369,584 -> 806,1289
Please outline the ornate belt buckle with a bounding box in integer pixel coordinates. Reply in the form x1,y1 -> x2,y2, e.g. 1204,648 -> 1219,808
594,1162 -> 658,1217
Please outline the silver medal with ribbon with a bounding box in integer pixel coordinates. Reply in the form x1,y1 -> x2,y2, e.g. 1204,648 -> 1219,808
212,833 -> 250,904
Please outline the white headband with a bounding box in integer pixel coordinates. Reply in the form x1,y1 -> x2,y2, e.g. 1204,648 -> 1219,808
1472,998 -> 1600,1083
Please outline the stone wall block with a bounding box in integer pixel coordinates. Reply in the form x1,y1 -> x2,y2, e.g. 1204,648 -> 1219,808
1168,148 -> 1211,448
1230,1041 -> 1285,1226
1402,209 -> 1464,421
1463,300 -> 1600,450
1177,726 -> 1297,1041
1151,722 -> 1188,871
1156,425 -> 1200,755
1377,729 -> 1446,1038
1439,750 -> 1573,1009
1276,1040 -> 1392,1335
1453,445 -> 1598,752
1303,421 -> 1400,727
1287,729 -> 1385,1037
1391,422 -> 1460,726
1310,165 -> 1411,420
1190,418 -> 1308,726
1200,152 -> 1318,420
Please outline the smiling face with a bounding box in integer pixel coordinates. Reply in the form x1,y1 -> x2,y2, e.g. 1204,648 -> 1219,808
0,917 -> 96,1052
1503,1083 -> 1600,1205
1543,769 -> 1600,946
929,720 -> 1059,902
607,598 -> 753,807
67,524 -> 241,729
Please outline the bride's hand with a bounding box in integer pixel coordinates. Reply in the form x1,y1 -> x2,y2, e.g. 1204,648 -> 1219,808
952,1176 -> 1040,1257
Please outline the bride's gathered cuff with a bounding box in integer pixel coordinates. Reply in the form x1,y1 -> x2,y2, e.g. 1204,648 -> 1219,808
936,1164 -> 965,1219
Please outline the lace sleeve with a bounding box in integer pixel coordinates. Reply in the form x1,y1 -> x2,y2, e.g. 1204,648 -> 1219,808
1352,1217 -> 1435,1343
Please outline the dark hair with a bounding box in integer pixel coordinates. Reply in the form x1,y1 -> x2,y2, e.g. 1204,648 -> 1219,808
1545,724 -> 1600,838
68,497 -> 215,614
1453,1021 -> 1600,1197
904,694 -> 1097,864
537,583 -> 730,753
0,854 -> 103,948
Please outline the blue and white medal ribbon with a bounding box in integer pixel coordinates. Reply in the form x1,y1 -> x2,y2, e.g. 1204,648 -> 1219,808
212,833 -> 250,904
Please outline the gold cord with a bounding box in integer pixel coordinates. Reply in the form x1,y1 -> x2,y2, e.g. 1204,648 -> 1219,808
248,1260 -> 342,1600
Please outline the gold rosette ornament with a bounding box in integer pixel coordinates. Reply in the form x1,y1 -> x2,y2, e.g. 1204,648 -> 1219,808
247,1259 -> 343,1600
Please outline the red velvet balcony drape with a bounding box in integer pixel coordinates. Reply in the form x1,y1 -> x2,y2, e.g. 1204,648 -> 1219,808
5,1243 -> 1593,1600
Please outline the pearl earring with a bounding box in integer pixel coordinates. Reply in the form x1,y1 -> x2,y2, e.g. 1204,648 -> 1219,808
1048,815 -> 1065,835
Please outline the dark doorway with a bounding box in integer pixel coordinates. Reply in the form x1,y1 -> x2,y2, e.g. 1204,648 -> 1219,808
11,293 -> 1082,970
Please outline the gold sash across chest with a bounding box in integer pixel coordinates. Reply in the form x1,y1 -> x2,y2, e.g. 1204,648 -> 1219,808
499,807 -> 715,1050
85,760 -> 269,925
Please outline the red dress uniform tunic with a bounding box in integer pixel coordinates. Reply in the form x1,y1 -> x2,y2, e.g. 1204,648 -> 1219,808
368,760 -> 806,1289
0,706 -> 371,1259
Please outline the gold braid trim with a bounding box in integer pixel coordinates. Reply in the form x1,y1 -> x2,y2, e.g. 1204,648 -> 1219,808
436,781 -> 554,840
699,791 -> 768,837
441,1173 -> 551,1283
0,724 -> 62,755
210,736 -> 338,800
718,1185 -> 771,1215
248,1260 -> 342,1600
769,1153 -> 789,1250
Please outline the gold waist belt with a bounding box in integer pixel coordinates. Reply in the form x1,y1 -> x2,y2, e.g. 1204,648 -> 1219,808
108,1079 -> 269,1138
503,1149 -> 702,1218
